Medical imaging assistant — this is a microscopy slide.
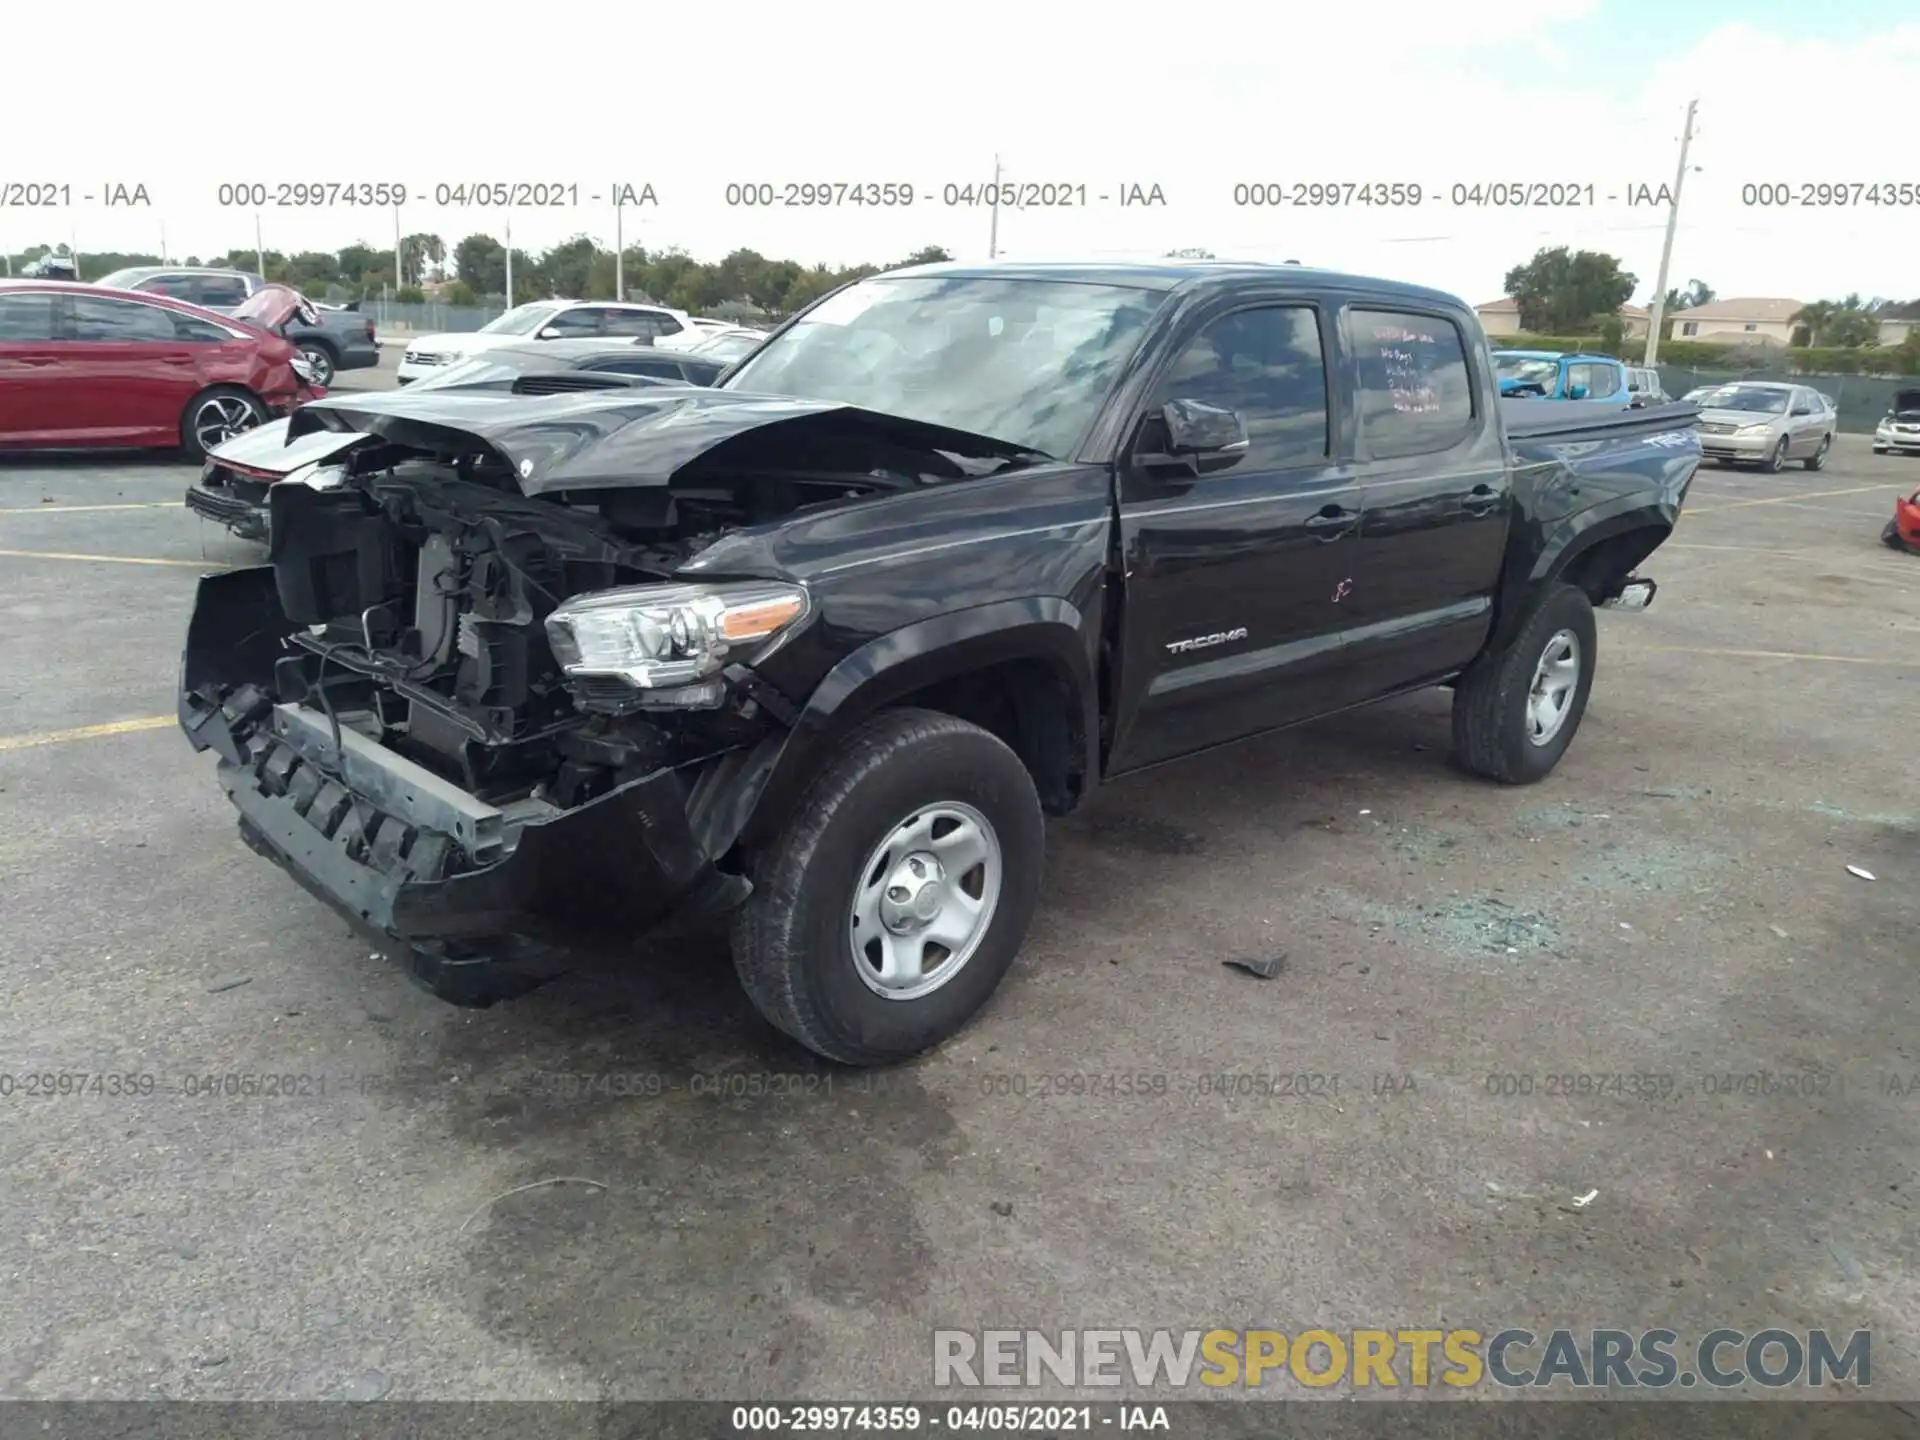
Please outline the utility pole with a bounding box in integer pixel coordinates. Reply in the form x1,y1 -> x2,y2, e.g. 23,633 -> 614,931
255,212 -> 265,277
504,214 -> 514,306
615,195 -> 624,301
394,203 -> 405,293
988,153 -> 1001,260
1642,98 -> 1699,368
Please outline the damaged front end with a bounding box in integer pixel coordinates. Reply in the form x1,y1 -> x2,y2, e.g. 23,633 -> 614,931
178,389 -> 1043,1002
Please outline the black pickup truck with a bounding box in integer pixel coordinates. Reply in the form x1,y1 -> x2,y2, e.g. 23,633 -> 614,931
179,261 -> 1700,1064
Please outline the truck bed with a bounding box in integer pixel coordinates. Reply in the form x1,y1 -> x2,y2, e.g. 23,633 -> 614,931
1499,397 -> 1700,441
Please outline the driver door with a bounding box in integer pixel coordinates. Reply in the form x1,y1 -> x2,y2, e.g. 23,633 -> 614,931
1107,298 -> 1364,775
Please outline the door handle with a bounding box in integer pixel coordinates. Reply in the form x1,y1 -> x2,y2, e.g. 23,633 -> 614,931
1306,506 -> 1358,541
1462,485 -> 1502,514
5,355 -> 57,367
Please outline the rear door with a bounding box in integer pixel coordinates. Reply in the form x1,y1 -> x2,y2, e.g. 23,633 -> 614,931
61,294 -> 205,443
1329,303 -> 1507,705
1785,387 -> 1822,455
1107,295 -> 1363,774
0,289 -> 70,441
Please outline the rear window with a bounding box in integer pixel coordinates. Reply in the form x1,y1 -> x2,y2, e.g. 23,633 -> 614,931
1348,309 -> 1476,458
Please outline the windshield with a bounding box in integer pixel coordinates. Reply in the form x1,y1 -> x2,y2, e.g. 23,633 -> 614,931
480,302 -> 563,336
1700,386 -> 1789,414
93,268 -> 150,289
697,333 -> 762,361
722,276 -> 1167,456
1494,355 -> 1560,389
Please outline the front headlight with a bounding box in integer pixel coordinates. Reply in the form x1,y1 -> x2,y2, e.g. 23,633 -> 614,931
1737,423 -> 1772,434
545,581 -> 810,703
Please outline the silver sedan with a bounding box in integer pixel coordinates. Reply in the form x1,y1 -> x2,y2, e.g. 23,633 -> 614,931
1693,382 -> 1835,471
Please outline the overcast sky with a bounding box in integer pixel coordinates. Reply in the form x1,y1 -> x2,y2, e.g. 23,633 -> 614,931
11,0 -> 1918,305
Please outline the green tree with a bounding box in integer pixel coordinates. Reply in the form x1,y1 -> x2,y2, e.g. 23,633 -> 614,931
1792,294 -> 1880,347
1662,279 -> 1715,312
1502,246 -> 1637,333
453,233 -> 506,295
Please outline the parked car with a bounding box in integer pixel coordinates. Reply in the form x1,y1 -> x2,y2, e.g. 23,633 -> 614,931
187,339 -> 719,539
0,279 -> 323,458
1692,382 -> 1834,470
179,260 -> 1698,1064
21,254 -> 78,280
1872,388 -> 1920,455
688,328 -> 768,363
1492,349 -> 1633,407
397,300 -> 705,383
91,266 -> 378,386
1623,365 -> 1669,408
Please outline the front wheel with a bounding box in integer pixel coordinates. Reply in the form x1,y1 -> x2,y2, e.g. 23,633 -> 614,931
1803,434 -> 1831,471
1451,583 -> 1598,785
180,386 -> 267,461
731,708 -> 1045,1065
1763,436 -> 1789,473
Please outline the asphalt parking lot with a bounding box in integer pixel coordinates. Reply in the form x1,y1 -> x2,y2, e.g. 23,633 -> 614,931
2,435 -> 1917,1403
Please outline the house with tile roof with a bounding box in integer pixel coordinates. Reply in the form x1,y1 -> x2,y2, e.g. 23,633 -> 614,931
1664,297 -> 1805,347
1473,297 -> 1650,338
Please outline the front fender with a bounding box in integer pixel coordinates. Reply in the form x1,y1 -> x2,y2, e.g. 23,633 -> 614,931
694,597 -> 1101,861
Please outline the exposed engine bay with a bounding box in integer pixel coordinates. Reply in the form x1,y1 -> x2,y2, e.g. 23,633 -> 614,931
258,435 -> 891,812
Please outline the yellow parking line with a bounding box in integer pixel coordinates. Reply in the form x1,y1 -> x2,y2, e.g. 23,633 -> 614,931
1688,483 -> 1897,514
1626,644 -> 1909,667
0,502 -> 178,514
0,715 -> 175,753
0,548 -> 211,568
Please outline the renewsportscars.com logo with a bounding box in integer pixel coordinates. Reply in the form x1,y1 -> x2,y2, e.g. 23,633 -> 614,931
933,1328 -> 1871,1391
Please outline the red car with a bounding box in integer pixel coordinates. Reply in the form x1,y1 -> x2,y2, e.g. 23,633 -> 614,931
0,280 -> 325,460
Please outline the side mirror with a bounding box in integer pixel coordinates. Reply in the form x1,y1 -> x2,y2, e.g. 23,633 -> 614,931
1566,384 -> 1589,401
538,326 -> 563,339
1138,399 -> 1249,475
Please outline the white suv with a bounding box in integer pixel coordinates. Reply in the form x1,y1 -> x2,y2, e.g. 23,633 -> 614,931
398,300 -> 702,384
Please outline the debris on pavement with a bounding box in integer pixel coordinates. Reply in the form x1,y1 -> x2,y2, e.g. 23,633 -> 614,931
1222,953 -> 1286,980
991,1200 -> 1015,1217
206,976 -> 252,994
458,1176 -> 609,1234
1561,1189 -> 1600,1212
1847,865 -> 1876,881
1769,925 -> 1791,939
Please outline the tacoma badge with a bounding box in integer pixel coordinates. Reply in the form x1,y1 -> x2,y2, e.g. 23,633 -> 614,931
1166,627 -> 1248,655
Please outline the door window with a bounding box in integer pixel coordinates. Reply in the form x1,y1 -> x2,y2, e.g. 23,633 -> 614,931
541,307 -> 605,336
1586,364 -> 1620,398
0,292 -> 58,341
190,275 -> 251,308
69,296 -> 180,342
1147,305 -> 1328,471
1348,309 -> 1475,457
601,309 -> 665,338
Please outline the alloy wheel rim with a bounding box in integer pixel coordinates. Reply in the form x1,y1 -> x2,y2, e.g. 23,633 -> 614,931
1525,629 -> 1581,747
194,396 -> 260,452
301,347 -> 333,384
848,801 -> 1002,1001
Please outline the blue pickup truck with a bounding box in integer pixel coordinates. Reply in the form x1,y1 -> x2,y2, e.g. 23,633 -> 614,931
1493,349 -> 1633,408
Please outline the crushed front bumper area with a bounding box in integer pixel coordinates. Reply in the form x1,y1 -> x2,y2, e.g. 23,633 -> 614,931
179,568 -> 750,1005
185,469 -> 271,541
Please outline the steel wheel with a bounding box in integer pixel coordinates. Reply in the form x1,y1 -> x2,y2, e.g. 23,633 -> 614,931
191,393 -> 262,453
848,801 -> 1003,1001
298,345 -> 335,387
1525,629 -> 1581,747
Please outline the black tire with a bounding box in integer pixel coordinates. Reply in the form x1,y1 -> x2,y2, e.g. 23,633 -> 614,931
296,341 -> 337,387
178,386 -> 267,462
1885,520 -> 1908,552
730,707 -> 1045,1065
1803,433 -> 1831,471
1763,436 -> 1789,473
1451,583 -> 1598,785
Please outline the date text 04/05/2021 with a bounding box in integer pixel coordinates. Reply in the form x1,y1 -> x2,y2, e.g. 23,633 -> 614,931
207,181 -> 660,208
728,1405 -> 1171,1433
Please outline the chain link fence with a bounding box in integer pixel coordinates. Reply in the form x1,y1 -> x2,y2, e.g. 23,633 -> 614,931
1657,366 -> 1908,434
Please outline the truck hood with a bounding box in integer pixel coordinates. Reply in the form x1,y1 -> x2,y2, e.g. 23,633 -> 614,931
283,386 -> 1043,495
209,414 -> 370,475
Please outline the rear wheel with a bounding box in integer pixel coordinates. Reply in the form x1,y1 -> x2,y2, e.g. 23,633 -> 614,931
296,342 -> 336,387
1803,434 -> 1831,471
180,387 -> 266,461
730,708 -> 1045,1065
1451,583 -> 1598,785
1763,436 -> 1789,473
